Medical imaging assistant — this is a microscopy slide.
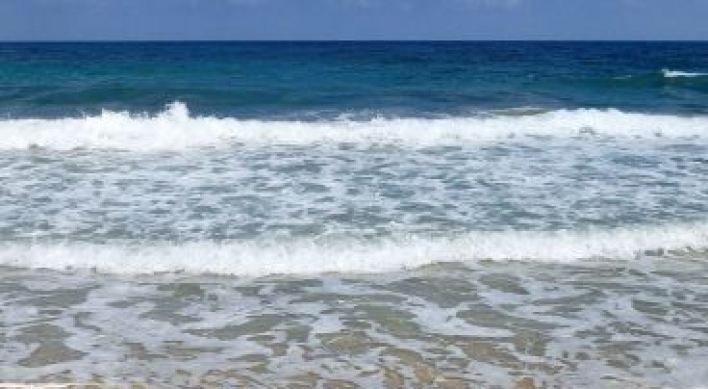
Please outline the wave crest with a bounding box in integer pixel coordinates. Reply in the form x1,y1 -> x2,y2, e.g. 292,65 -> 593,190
0,102 -> 707,151
662,69 -> 708,78
1,223 -> 706,276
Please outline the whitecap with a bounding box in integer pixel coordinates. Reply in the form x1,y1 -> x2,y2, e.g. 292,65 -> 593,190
0,102 -> 707,151
662,68 -> 708,78
1,222 -> 706,276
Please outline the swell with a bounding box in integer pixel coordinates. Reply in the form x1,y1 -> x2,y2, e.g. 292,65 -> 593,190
0,102 -> 707,151
1,223 -> 706,276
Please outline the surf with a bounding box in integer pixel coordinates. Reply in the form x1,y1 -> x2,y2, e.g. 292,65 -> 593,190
0,102 -> 707,151
1,222 -> 706,276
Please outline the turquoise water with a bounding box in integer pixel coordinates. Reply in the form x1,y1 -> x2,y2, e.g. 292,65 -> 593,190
0,42 -> 707,387
1,42 -> 707,118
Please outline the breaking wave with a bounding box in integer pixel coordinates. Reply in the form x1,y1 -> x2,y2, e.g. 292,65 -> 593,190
0,102 -> 707,151
1,223 -> 706,276
662,69 -> 708,78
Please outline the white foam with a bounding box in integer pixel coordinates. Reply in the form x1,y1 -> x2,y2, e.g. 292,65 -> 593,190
1,102 -> 707,151
1,223 -> 706,276
662,68 -> 708,78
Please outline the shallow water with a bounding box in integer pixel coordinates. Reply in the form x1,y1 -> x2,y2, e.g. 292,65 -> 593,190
2,256 -> 707,388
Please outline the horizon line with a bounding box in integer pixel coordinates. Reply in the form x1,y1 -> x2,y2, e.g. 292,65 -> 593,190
1,38 -> 707,43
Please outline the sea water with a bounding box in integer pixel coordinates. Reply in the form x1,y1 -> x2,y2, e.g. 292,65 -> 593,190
0,42 -> 707,387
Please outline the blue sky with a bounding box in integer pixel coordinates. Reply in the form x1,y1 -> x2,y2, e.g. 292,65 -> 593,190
1,0 -> 707,41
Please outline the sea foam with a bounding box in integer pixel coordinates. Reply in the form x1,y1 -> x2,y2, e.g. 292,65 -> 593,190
1,102 -> 707,151
1,223 -> 706,276
662,69 -> 708,78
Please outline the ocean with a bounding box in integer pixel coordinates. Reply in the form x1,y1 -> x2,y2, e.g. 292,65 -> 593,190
0,41 -> 707,387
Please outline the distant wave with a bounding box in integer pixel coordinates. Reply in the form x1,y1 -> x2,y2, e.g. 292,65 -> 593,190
662,69 -> 708,78
1,223 -> 706,276
0,102 -> 707,151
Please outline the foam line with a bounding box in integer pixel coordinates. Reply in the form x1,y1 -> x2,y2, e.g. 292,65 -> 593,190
1,102 -> 707,151
662,68 -> 708,78
1,223 -> 706,276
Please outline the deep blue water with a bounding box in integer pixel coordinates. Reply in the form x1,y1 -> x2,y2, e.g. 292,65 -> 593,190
1,41 -> 707,118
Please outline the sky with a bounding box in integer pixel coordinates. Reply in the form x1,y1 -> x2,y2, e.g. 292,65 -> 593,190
1,0 -> 707,41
